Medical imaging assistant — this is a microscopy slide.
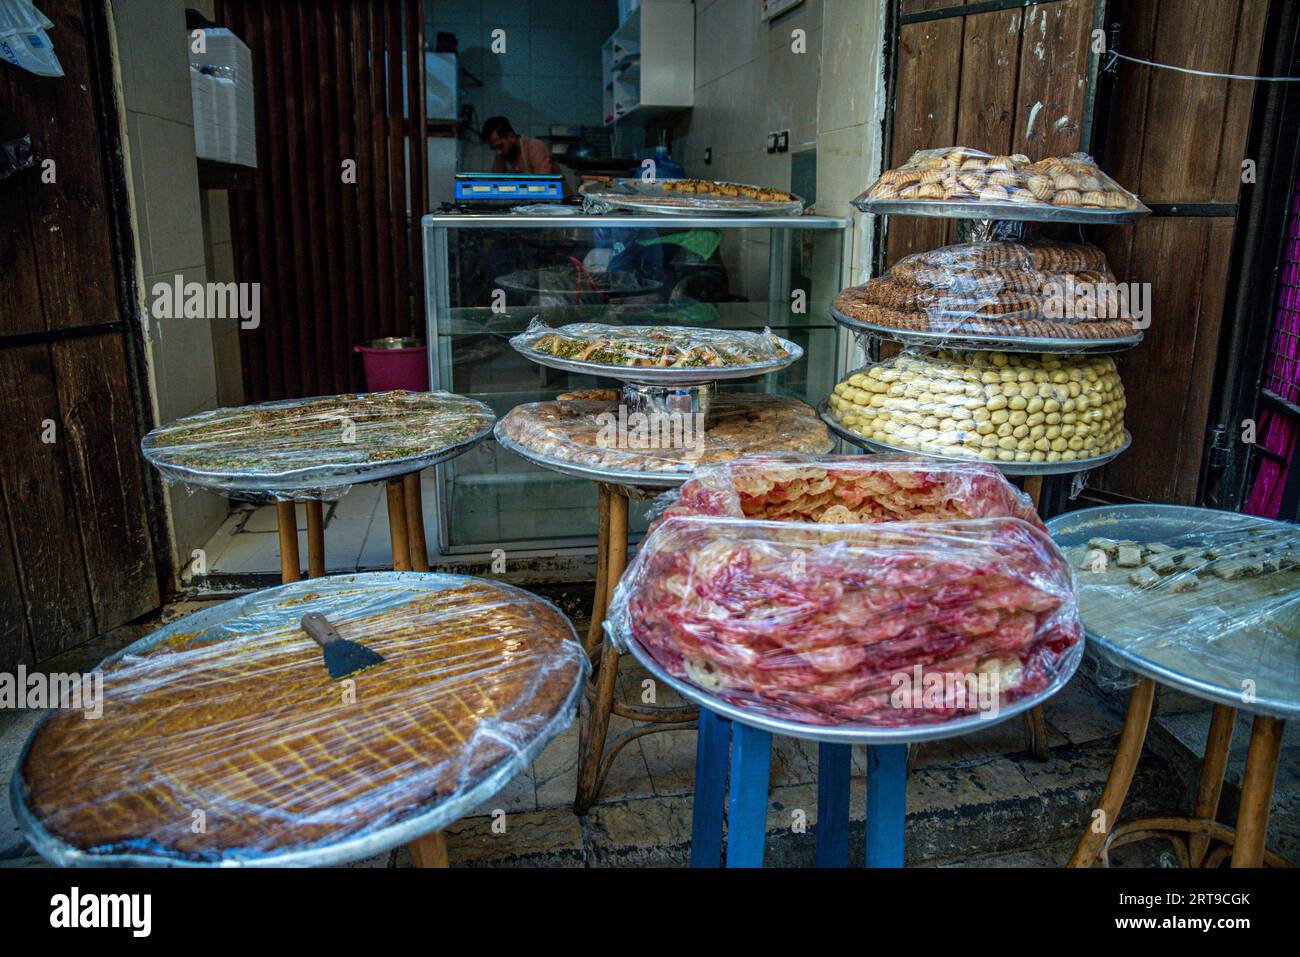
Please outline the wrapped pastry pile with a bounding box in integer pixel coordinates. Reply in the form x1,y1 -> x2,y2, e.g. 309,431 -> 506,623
512,319 -> 790,369
833,240 -> 1139,341
142,390 -> 495,499
496,393 -> 832,477
859,148 -> 1145,214
828,350 -> 1127,465
654,453 -> 1044,529
17,575 -> 588,864
610,455 -> 1081,726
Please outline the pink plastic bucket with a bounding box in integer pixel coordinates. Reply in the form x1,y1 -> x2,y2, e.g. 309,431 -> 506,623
354,337 -> 429,392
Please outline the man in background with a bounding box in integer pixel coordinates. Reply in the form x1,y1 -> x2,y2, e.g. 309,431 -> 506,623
482,115 -> 559,175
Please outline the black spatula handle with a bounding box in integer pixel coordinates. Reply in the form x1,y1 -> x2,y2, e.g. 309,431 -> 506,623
301,612 -> 343,648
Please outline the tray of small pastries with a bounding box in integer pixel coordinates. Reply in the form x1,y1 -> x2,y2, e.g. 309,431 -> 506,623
494,392 -> 833,487
510,319 -> 803,384
821,349 -> 1130,474
1047,505 -> 1300,719
580,177 -> 804,216
856,148 -> 1150,224
142,390 -> 496,500
831,240 -> 1144,352
12,573 -> 589,866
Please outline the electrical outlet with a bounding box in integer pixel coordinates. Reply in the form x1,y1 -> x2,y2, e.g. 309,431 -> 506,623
776,130 -> 790,152
704,147 -> 712,165
766,132 -> 778,154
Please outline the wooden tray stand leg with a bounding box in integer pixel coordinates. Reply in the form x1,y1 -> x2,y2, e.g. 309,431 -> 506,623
409,831 -> 449,868
584,485 -> 611,657
1231,714 -> 1285,868
574,489 -> 628,814
305,499 -> 326,578
403,472 -> 430,572
385,478 -> 412,572
275,500 -> 302,584
1067,677 -> 1156,867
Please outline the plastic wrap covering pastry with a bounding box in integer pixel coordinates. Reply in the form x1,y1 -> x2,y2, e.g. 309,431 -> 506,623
495,393 -> 834,478
580,177 -> 803,215
1050,507 -> 1300,714
14,574 -> 588,865
858,148 -> 1147,215
653,453 -> 1044,530
607,515 -> 1082,727
142,390 -> 495,500
512,318 -> 791,370
827,351 -> 1127,465
833,240 -> 1141,342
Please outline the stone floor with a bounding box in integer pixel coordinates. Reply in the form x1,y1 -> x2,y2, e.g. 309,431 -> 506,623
2,598 -> 1296,868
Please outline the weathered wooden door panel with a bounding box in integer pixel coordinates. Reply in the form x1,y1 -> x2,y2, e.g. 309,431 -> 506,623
0,0 -> 160,669
884,0 -> 1268,505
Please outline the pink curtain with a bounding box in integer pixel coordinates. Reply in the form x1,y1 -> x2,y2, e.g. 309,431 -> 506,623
1246,182 -> 1300,517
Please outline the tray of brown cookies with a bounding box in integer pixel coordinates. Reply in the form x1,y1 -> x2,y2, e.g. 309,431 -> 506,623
831,240 -> 1144,352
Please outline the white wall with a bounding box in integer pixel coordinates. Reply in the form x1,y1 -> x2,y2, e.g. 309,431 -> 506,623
666,0 -> 886,299
109,0 -> 229,580
428,0 -> 619,171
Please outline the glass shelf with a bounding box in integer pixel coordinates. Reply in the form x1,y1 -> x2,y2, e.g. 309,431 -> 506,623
422,214 -> 849,556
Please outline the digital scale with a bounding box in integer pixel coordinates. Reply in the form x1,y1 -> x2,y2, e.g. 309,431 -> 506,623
453,172 -> 564,205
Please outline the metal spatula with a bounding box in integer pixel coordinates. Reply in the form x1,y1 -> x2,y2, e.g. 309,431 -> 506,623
301,612 -> 386,680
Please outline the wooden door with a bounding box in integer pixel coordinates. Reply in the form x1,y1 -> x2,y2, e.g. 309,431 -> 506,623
216,0 -> 429,402
0,0 -> 160,671
881,0 -> 1268,505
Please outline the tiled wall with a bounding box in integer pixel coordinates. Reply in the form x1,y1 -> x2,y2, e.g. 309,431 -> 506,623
426,0 -> 618,171
110,0 -> 229,577
665,0 -> 884,302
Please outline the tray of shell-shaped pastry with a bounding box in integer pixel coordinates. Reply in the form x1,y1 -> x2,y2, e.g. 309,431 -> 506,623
856,148 -> 1150,224
510,319 -> 802,384
831,240 -> 1144,352
823,350 -> 1129,474
1047,505 -> 1300,719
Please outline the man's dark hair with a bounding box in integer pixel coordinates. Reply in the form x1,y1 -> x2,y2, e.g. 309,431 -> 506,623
481,116 -> 515,140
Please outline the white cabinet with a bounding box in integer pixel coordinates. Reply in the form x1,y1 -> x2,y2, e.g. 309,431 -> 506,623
602,0 -> 694,124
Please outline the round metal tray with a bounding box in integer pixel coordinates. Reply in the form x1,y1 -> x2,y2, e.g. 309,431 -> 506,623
580,179 -> 804,217
510,334 -> 804,385
493,425 -> 689,489
144,417 -> 496,499
1046,504 -> 1300,721
11,572 -> 588,867
819,400 -> 1131,476
141,393 -> 496,499
852,197 -> 1150,224
610,620 -> 1082,745
829,304 -> 1144,355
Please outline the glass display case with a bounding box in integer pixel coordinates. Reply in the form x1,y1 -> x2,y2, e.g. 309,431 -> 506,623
421,211 -> 850,558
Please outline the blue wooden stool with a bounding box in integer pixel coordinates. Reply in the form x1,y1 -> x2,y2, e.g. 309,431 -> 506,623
689,707 -> 909,867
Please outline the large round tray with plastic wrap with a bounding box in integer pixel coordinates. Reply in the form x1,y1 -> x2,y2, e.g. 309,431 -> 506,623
605,454 -> 1084,742
830,239 -> 1144,353
509,318 -> 803,384
823,349 -> 1130,474
141,390 -> 496,501
1047,504 -> 1300,720
494,393 -> 834,487
855,148 -> 1150,224
12,572 -> 588,866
